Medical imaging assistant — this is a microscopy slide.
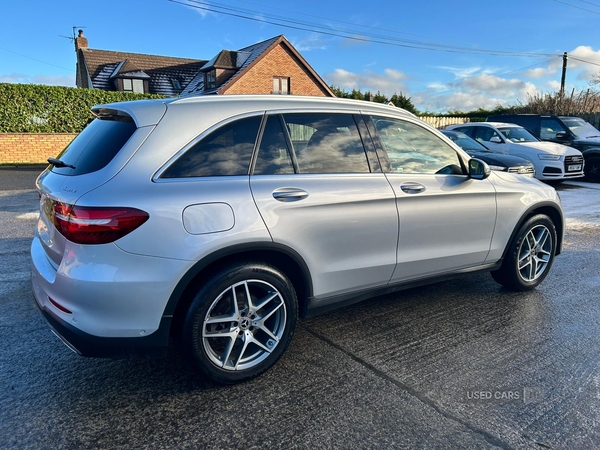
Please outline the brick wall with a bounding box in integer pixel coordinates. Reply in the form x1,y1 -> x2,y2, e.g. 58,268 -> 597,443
223,44 -> 331,96
0,134 -> 76,164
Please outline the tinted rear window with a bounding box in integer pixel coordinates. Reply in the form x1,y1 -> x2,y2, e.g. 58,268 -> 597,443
51,118 -> 137,176
161,116 -> 261,178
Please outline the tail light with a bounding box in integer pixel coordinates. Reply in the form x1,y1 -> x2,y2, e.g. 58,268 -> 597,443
53,203 -> 149,245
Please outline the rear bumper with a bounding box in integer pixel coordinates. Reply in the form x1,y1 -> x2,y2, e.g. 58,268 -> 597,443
32,276 -> 170,359
29,233 -> 190,359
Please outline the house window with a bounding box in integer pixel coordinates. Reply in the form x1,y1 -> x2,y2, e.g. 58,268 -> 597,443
273,76 -> 290,95
123,78 -> 144,94
172,79 -> 182,91
205,70 -> 217,89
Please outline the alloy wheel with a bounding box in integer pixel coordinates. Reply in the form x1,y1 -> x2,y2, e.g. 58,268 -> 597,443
202,279 -> 287,371
517,224 -> 553,282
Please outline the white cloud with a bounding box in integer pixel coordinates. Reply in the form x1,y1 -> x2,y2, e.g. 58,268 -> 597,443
435,65 -> 484,79
547,80 -> 561,90
324,46 -> 600,113
416,72 -> 540,112
183,2 -> 212,18
324,68 -> 408,96
291,34 -> 329,52
0,73 -> 74,86
523,67 -> 557,79
528,46 -> 600,83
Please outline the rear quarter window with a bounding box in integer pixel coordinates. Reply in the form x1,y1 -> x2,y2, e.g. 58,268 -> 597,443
51,117 -> 137,176
161,116 -> 262,178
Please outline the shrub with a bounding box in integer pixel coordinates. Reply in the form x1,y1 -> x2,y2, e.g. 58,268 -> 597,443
0,83 -> 165,133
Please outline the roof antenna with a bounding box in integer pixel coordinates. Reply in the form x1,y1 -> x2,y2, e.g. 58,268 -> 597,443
59,26 -> 87,51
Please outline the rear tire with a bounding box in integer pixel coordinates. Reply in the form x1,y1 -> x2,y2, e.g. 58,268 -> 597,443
491,214 -> 556,291
584,156 -> 600,183
182,262 -> 297,384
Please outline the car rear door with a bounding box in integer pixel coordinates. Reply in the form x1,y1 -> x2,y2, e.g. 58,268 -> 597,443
366,115 -> 497,283
250,112 -> 398,299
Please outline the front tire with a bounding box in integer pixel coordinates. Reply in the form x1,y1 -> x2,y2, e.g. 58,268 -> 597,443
491,214 -> 557,291
182,262 -> 298,384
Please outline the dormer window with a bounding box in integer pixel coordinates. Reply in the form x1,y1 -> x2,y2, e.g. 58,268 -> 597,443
123,78 -> 144,93
273,76 -> 290,95
205,70 -> 217,89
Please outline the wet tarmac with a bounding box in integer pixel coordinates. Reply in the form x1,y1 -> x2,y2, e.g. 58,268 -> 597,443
1,169 -> 599,449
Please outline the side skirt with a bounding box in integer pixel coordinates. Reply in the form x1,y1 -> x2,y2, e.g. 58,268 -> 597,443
305,262 -> 502,318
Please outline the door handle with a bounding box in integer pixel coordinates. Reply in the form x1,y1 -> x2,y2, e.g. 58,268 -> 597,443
400,182 -> 426,194
272,187 -> 309,202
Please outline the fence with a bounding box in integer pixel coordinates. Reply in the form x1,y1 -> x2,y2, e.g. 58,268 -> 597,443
418,116 -> 469,129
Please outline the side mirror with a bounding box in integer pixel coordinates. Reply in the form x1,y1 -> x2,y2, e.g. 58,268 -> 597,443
469,158 -> 491,180
489,136 -> 502,143
555,132 -> 568,139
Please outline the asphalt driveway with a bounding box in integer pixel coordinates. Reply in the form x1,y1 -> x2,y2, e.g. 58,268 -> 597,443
1,168 -> 599,449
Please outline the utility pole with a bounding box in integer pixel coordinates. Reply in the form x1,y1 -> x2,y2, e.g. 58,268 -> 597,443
560,52 -> 568,97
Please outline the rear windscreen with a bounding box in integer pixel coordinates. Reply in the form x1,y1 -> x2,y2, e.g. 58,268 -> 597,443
50,117 -> 137,176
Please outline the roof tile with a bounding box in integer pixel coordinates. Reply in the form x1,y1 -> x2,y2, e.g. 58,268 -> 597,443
81,48 -> 207,96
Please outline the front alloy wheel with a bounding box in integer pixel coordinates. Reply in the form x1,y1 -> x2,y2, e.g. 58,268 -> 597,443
516,224 -> 553,283
183,262 -> 297,384
491,214 -> 557,291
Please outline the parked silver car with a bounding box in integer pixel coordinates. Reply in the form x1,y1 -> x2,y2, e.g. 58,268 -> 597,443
31,95 -> 564,384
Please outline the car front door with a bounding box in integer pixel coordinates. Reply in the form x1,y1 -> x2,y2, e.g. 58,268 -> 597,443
250,113 -> 399,299
540,118 -> 571,144
472,125 -> 509,154
367,115 -> 497,283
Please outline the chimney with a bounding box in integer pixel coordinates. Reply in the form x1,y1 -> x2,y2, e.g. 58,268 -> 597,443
75,29 -> 88,51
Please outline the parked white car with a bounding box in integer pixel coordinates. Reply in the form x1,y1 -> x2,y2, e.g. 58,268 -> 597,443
446,122 -> 584,181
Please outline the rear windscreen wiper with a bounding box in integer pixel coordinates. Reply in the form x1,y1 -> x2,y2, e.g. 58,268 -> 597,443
47,158 -> 76,169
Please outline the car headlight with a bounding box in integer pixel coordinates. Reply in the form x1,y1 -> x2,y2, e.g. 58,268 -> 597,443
538,154 -> 561,160
487,165 -> 507,171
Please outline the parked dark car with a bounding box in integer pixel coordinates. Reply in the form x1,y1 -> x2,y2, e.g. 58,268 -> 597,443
486,114 -> 600,182
441,130 -> 535,177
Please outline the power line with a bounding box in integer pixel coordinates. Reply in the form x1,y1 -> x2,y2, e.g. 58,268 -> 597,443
172,0 -> 557,58
569,55 -> 600,67
579,0 -> 600,8
553,0 -> 600,15
231,0 -> 431,40
0,46 -> 74,72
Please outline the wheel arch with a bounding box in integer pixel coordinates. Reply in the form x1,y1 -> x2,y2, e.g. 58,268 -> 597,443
581,147 -> 600,157
165,242 -> 313,338
500,202 -> 564,261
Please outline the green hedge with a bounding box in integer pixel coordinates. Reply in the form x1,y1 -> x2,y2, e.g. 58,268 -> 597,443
0,83 -> 165,133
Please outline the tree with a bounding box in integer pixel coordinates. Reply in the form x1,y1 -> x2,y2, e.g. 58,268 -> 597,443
330,85 -> 419,115
388,93 -> 418,115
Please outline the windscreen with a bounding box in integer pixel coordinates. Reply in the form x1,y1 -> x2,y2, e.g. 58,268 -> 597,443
560,117 -> 600,139
498,127 -> 538,143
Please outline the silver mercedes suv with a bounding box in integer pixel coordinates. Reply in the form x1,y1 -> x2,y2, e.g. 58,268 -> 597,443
31,95 -> 564,384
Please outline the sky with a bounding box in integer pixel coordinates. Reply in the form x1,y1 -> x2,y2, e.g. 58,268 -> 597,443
2,0 -> 600,113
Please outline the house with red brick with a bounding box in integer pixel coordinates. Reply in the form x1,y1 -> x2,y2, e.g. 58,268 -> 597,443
75,32 -> 334,98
